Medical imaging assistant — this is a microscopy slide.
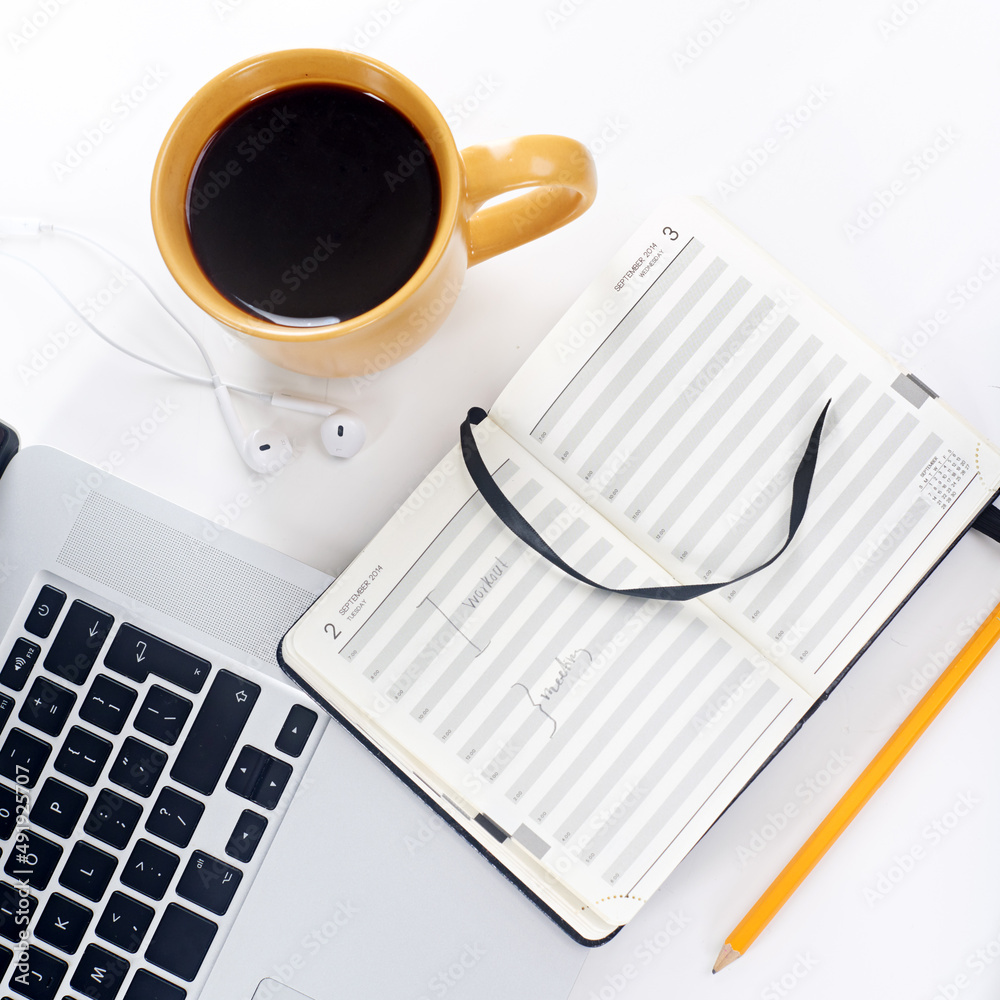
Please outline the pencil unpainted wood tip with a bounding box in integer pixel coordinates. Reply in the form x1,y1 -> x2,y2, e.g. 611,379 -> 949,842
712,943 -> 740,973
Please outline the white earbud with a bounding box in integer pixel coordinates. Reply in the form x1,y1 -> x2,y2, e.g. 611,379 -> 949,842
270,393 -> 367,458
214,385 -> 294,473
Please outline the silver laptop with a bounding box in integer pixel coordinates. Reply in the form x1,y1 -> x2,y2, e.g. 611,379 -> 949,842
0,435 -> 586,1000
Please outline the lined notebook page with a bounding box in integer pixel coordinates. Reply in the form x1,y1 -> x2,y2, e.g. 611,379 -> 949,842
284,431 -> 811,919
283,198 -> 1000,934
496,198 -> 1000,694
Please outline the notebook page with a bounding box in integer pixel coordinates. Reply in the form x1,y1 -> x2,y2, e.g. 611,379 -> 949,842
492,198 -> 1000,696
282,423 -> 812,925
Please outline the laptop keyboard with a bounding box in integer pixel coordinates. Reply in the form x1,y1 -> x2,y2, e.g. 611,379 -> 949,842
0,577 -> 323,1000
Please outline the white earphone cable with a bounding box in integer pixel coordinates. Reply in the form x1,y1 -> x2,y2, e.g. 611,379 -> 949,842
52,225 -> 222,380
0,220 -> 367,461
0,237 -> 271,402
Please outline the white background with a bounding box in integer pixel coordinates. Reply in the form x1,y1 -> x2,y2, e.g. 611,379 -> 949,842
3,1 -> 1000,998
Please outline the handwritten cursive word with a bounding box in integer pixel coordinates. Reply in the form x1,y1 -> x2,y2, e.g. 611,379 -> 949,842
461,557 -> 509,610
514,648 -> 593,736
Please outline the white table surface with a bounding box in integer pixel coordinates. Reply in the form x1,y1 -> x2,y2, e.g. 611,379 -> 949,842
3,1 -> 1000,997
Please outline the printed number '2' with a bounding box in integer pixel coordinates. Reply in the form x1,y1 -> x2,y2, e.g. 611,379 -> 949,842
324,623 -> 341,639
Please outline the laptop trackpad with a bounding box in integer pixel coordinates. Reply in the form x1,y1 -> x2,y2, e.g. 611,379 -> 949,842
203,713 -> 586,1000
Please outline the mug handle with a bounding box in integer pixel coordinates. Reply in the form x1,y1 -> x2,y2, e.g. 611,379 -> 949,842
460,135 -> 597,265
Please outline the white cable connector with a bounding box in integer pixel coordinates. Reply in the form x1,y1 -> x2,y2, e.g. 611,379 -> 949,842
0,218 -> 51,238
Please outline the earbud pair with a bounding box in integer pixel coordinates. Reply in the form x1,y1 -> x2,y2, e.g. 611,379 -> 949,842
214,387 -> 366,473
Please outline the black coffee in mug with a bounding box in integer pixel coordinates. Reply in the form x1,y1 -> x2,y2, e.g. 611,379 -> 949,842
186,83 -> 441,326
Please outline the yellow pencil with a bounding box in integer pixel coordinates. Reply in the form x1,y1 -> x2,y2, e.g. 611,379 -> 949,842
714,597 -> 1000,972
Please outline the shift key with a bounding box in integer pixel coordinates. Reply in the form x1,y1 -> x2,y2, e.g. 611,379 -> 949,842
171,671 -> 260,795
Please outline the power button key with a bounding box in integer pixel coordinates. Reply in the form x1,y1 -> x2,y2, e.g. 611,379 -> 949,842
24,585 -> 67,638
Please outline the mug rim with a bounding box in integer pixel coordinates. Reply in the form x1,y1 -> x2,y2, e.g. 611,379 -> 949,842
150,48 -> 462,344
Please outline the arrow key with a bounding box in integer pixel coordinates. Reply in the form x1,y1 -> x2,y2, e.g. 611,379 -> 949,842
225,746 -> 267,799
275,704 -> 317,757
225,809 -> 268,863
252,757 -> 292,811
224,747 -> 292,810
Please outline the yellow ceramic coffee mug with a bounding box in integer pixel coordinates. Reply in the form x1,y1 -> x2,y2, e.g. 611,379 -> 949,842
151,49 -> 597,378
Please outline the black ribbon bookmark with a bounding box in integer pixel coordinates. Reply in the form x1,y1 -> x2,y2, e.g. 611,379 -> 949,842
460,400 -> 832,602
972,504 -> 1000,544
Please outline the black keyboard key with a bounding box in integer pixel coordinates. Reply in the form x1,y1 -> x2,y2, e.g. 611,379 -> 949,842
0,880 -> 37,941
9,944 -> 67,999
275,704 -> 317,757
170,671 -> 259,795
70,943 -> 130,1000
134,686 -> 192,746
80,676 -> 138,735
43,600 -> 114,685
121,840 -> 178,901
253,757 -> 292,810
225,746 -> 267,799
33,892 -> 92,954
225,746 -> 291,810
225,809 -> 268,863
176,851 -> 243,916
1,638 -> 40,691
4,829 -> 61,889
0,940 -> 10,978
96,891 -> 154,954
144,903 -> 217,982
123,968 -> 187,1000
105,626 -> 210,694
59,841 -> 117,901
24,585 -> 66,639
84,789 -> 142,850
109,738 -> 167,799
54,726 -> 112,787
0,728 -> 50,787
0,782 -> 21,838
0,690 -> 14,732
144,787 -> 203,849
28,778 -> 88,838
18,676 -> 76,737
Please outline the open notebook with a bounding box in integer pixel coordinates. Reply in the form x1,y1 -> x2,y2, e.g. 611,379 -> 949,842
279,198 -> 1000,943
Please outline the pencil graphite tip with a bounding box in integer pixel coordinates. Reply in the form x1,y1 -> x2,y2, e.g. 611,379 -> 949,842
712,943 -> 740,973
